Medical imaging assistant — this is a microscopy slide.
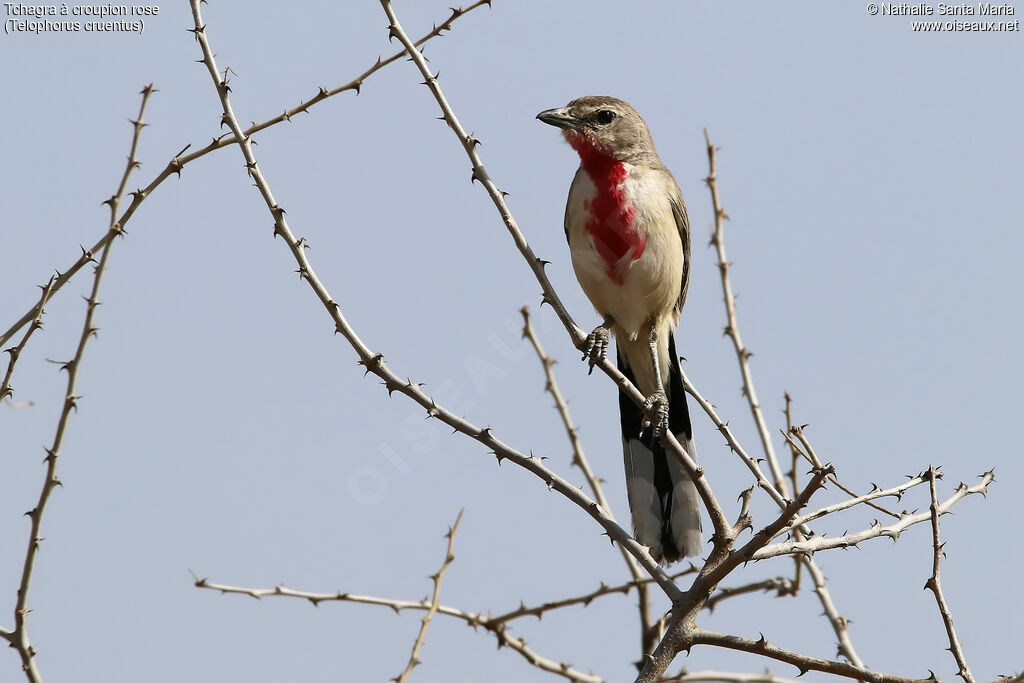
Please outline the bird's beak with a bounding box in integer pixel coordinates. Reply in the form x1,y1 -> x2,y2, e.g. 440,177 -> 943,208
536,107 -> 580,131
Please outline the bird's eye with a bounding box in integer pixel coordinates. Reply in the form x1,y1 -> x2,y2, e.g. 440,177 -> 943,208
595,110 -> 616,125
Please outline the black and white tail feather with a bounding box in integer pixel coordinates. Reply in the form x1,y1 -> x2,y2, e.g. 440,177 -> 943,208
618,334 -> 701,564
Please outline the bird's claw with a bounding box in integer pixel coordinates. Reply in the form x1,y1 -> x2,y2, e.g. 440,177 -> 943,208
582,326 -> 610,375
642,390 -> 670,438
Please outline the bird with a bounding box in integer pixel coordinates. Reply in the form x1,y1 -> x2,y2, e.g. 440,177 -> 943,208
537,96 -> 701,564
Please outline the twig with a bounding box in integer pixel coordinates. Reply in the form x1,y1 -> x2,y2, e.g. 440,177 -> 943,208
192,574 -> 603,683
663,670 -> 799,683
726,466 -> 832,571
703,577 -> 795,613
0,276 -> 56,404
785,426 -> 901,520
395,509 -> 464,683
521,306 -> 656,658
780,475 -> 927,537
0,85 -> 153,682
690,629 -> 930,683
781,395 -> 802,594
520,308 -> 613,518
0,2 -> 488,350
186,0 -> 681,599
800,557 -> 863,667
678,367 -> 787,511
376,0 -> 733,546
704,130 -> 786,495
703,139 -> 867,671
924,467 -> 975,683
751,472 -> 994,560
487,567 -> 697,626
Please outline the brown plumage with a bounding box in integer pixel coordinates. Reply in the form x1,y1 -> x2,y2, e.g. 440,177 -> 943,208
538,96 -> 701,563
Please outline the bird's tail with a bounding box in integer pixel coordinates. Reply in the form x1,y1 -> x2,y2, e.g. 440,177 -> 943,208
617,334 -> 702,564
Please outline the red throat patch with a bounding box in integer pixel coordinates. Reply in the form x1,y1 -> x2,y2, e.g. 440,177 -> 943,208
564,131 -> 644,283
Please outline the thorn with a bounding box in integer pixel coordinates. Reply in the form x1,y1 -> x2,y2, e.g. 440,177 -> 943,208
357,353 -> 384,376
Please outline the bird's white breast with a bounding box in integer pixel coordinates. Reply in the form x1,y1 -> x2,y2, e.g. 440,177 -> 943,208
566,164 -> 684,342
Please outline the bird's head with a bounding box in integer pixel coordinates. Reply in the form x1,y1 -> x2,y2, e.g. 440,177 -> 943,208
537,96 -> 657,165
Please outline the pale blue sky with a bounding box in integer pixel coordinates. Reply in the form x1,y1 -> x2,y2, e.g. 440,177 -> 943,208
1,2 -> 1021,682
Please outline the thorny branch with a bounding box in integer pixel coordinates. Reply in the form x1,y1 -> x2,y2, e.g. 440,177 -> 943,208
191,567 -> 839,683
784,425 -> 902,520
689,629 -> 931,683
486,569 -> 694,626
191,574 -> 604,683
521,306 -> 657,659
924,467 -> 975,683
376,0 -> 734,547
781,474 -> 926,536
781,396 -> 804,594
663,671 -> 800,683
800,556 -> 863,668
520,308 -> 617,526
187,0 -> 682,600
372,10 -> 997,683
0,1 -> 489,351
180,6 -> 996,682
702,577 -> 794,614
0,85 -> 154,683
1,276 -> 55,405
394,509 -> 464,683
0,4 -> 1001,683
751,472 -> 993,561
778,420 -> 889,663
701,133 -> 869,668
704,129 -> 786,496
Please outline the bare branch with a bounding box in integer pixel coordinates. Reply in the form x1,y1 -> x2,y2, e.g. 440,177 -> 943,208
726,466 -> 832,572
394,509 -> 464,683
487,567 -> 697,627
784,425 -> 901,520
1,276 -> 56,404
924,467 -> 975,683
800,557 -> 863,667
520,307 -> 613,520
752,472 -> 994,560
0,2 -> 488,351
1,85 -> 154,682
690,629 -> 931,683
779,425 -> 866,667
781,475 -> 927,537
703,577 -> 795,614
637,467 -> 832,683
704,130 -> 786,495
781,395 -> 802,595
186,0 -> 681,599
703,134 -> 883,673
191,574 -> 604,683
663,670 -> 800,683
679,366 -> 788,511
521,306 -> 656,658
376,0 -> 732,544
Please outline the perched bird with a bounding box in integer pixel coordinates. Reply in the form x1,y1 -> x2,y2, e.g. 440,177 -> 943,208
537,96 -> 701,564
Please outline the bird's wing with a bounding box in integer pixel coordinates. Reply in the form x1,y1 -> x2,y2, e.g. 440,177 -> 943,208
563,166 -> 588,245
670,193 -> 691,317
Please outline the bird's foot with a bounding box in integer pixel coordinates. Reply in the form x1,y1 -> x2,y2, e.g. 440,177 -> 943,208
582,325 -> 610,375
642,390 -> 670,438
